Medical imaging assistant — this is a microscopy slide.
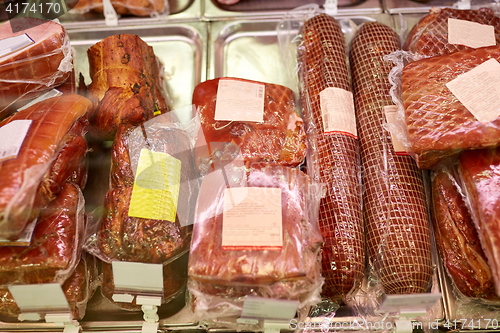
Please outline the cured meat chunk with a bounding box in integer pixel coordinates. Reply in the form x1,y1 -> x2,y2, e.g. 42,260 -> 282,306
432,166 -> 497,299
459,147 -> 500,296
87,34 -> 170,140
402,44 -> 500,169
0,94 -> 91,240
404,7 -> 500,59
350,22 -> 432,294
0,18 -> 72,116
188,165 -> 322,312
192,78 -> 307,173
0,182 -> 84,287
297,13 -> 364,301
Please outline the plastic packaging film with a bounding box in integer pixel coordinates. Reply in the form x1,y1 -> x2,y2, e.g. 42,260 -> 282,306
0,18 -> 73,118
296,13 -> 365,304
71,0 -> 169,17
192,77 -> 308,175
86,34 -> 173,140
187,163 -> 323,327
350,22 -> 432,298
0,94 -> 92,240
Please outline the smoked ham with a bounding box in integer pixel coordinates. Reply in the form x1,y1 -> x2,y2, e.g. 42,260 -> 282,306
404,7 -> 500,59
0,18 -> 72,117
192,78 -> 307,173
297,14 -> 364,301
402,44 -> 500,169
87,34 -> 170,140
459,147 -> 500,296
0,94 -> 91,240
350,22 -> 432,294
432,166 -> 497,299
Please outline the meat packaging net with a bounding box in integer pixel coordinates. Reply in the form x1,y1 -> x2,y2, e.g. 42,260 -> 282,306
297,13 -> 364,302
350,22 -> 432,294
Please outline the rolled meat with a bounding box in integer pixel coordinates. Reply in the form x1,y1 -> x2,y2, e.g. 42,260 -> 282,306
350,22 -> 432,294
297,13 -> 364,302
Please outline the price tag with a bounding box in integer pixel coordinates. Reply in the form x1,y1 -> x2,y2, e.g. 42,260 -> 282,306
241,296 -> 299,320
215,79 -> 265,123
0,34 -> 34,58
448,18 -> 496,49
111,261 -> 163,294
377,293 -> 442,316
9,283 -> 70,313
383,105 -> 408,156
0,218 -> 37,246
446,58 -> 500,123
18,89 -> 63,112
0,119 -> 32,163
128,149 -> 181,222
319,87 -> 357,138
222,187 -> 282,251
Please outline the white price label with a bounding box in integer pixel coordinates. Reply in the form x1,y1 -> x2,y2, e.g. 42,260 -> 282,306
383,105 -> 408,156
446,58 -> 500,123
377,293 -> 442,314
215,79 -> 265,123
241,296 -> 299,320
9,283 -> 70,313
222,187 -> 282,251
448,18 -> 496,49
111,261 -> 163,294
0,34 -> 34,58
0,120 -> 32,163
319,87 -> 357,138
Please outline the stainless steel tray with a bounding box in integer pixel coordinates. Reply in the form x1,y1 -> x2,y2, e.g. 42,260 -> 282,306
58,0 -> 202,29
203,0 -> 383,20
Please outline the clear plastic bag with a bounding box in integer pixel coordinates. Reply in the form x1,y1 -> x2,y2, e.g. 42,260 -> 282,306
71,0 -> 169,17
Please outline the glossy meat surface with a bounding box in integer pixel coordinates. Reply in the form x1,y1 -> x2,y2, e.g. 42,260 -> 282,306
192,78 -> 307,172
459,147 -> 500,296
402,44 -> 500,169
0,18 -> 71,115
87,34 -> 169,140
404,7 -> 500,59
350,22 -> 432,294
298,13 -> 364,301
432,166 -> 497,299
0,94 -> 91,240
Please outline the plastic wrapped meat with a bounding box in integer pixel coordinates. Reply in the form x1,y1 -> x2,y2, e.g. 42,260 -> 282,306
350,22 -> 432,294
0,18 -> 72,117
87,34 -> 171,140
192,78 -> 307,173
297,13 -> 364,301
404,7 -> 500,59
459,147 -> 500,296
402,44 -> 500,169
71,0 -> 168,16
0,182 -> 84,287
0,94 -> 91,240
431,165 -> 497,299
188,164 -> 323,320
90,114 -> 196,264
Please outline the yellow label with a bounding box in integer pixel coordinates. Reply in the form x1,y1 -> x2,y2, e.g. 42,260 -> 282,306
153,103 -> 161,116
128,149 -> 181,222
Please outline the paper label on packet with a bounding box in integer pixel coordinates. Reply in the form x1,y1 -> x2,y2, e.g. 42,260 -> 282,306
241,296 -> 299,320
128,149 -> 181,222
0,119 -> 32,163
446,58 -> 500,123
0,218 -> 37,246
222,187 -> 282,251
383,105 -> 409,156
319,87 -> 357,138
0,34 -> 34,58
214,79 -> 265,123
448,18 -> 496,49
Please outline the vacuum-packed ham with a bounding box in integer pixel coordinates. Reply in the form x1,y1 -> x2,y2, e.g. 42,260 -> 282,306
192,78 -> 307,173
0,18 -> 72,117
188,164 -> 322,319
402,44 -> 500,169
432,165 -> 497,299
459,147 -> 500,296
0,94 -> 91,240
87,34 -> 171,140
297,13 -> 364,301
350,22 -> 432,294
404,7 -> 500,59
